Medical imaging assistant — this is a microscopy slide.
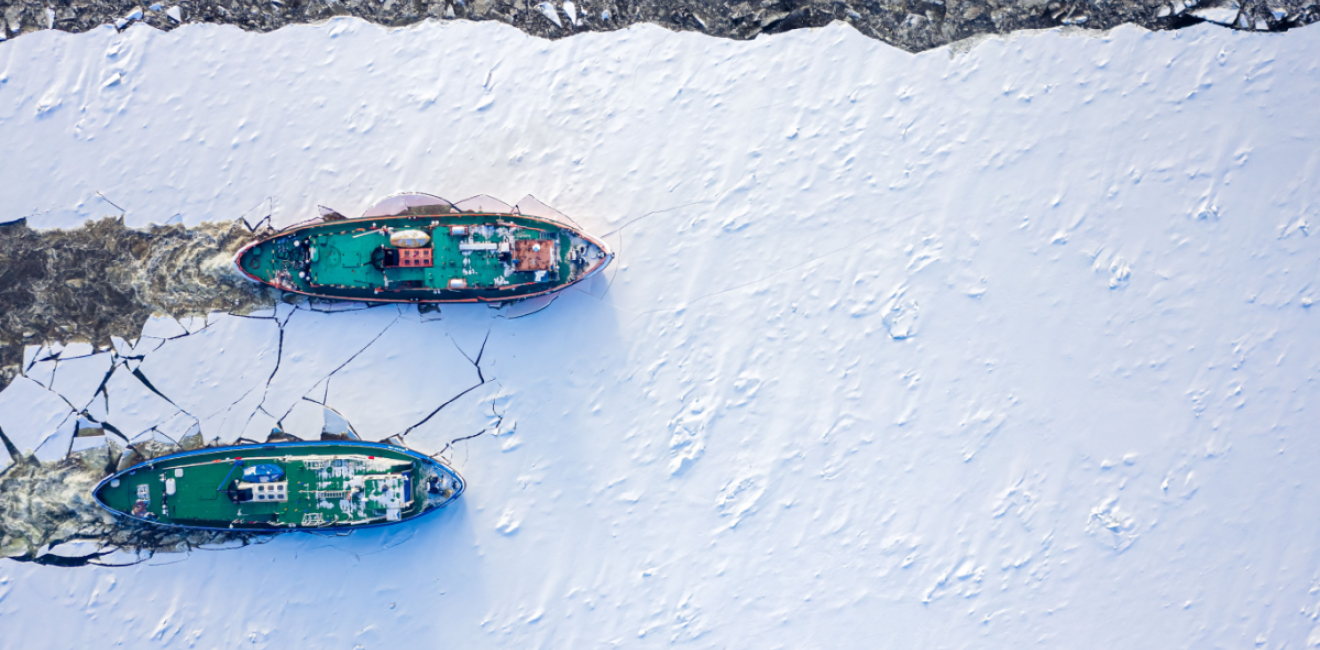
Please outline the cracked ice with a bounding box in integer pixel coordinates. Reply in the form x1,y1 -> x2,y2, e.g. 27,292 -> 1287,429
0,303 -> 506,565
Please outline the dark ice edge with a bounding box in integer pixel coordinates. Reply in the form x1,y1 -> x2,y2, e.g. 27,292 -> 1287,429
3,0 -> 1317,56
90,440 -> 465,534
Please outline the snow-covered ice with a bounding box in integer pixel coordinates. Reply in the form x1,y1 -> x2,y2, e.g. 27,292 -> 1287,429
1,16 -> 1319,649
0,377 -> 76,461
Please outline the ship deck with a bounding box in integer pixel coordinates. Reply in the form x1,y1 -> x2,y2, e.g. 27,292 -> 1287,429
237,213 -> 593,302
95,444 -> 455,530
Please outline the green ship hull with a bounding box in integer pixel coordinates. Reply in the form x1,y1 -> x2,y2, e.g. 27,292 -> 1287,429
92,441 -> 464,532
234,193 -> 613,304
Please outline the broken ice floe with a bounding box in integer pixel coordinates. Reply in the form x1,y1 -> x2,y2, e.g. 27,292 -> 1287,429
0,378 -> 77,462
1191,2 -> 1242,23
537,2 -> 563,28
453,194 -> 513,214
0,217 -> 273,394
1,306 -> 508,565
113,9 -> 143,30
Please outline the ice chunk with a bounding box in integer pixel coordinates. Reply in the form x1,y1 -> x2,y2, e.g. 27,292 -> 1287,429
60,342 -> 94,357
22,344 -> 43,369
536,2 -> 563,27
49,352 -> 114,408
114,8 -> 143,29
0,378 -> 76,458
320,405 -> 359,440
111,336 -> 135,356
140,315 -> 188,339
361,192 -> 455,218
135,313 -> 279,419
32,419 -> 78,462
253,307 -> 402,429
274,399 -> 324,438
102,366 -> 182,438
453,194 -> 514,214
513,194 -> 576,227
401,381 -> 504,453
24,350 -> 58,388
69,418 -> 113,454
504,294 -> 557,318
1192,3 -> 1239,23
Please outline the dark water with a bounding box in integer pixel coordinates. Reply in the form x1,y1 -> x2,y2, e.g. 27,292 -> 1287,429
0,217 -> 276,392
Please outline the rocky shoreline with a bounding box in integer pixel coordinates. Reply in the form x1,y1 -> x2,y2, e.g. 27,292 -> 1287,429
1,0 -> 1316,53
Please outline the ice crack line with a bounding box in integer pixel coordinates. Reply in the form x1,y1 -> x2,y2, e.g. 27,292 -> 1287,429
20,321 -> 208,448
0,425 -> 30,472
302,311 -> 402,410
399,325 -> 496,440
399,380 -> 489,438
449,329 -> 491,384
435,401 -> 505,458
575,197 -> 727,305
238,308 -> 294,433
238,197 -> 275,232
129,367 -> 195,420
599,198 -> 722,238
94,191 -> 126,215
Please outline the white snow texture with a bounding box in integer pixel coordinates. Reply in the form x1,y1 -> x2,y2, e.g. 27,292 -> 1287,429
1,17 -> 1319,649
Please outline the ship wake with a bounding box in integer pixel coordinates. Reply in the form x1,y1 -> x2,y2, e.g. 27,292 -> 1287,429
0,217 -> 277,393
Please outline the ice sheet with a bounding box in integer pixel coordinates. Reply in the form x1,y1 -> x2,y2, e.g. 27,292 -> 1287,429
0,17 -> 1318,650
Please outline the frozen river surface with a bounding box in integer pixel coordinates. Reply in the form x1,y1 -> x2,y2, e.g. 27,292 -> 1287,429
0,18 -> 1319,648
